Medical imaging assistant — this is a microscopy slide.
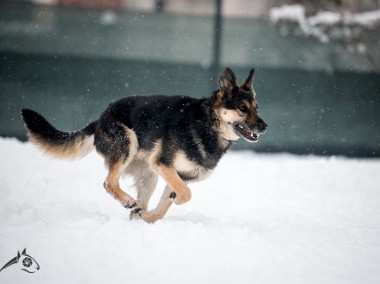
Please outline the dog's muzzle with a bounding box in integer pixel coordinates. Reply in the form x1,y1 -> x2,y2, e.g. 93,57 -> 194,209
233,120 -> 267,143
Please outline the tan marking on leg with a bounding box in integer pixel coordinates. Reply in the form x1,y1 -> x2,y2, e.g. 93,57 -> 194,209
103,126 -> 138,208
147,139 -> 163,166
104,160 -> 137,208
153,164 -> 192,205
147,140 -> 191,205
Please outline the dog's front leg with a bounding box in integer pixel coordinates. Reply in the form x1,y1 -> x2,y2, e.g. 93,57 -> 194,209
154,163 -> 192,205
130,185 -> 173,223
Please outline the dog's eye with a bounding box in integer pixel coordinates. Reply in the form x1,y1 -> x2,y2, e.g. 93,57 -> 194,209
238,105 -> 248,113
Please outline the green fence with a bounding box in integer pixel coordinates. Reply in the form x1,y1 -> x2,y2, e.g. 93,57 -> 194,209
1,2 -> 379,157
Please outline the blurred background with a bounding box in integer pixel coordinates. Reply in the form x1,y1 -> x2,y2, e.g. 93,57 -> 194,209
0,0 -> 379,157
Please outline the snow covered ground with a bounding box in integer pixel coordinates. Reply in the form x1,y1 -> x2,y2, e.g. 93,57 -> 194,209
1,138 -> 380,283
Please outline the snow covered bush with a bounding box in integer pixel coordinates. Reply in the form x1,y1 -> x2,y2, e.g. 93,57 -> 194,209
270,4 -> 380,51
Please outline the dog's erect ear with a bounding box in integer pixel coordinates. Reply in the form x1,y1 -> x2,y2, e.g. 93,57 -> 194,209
240,68 -> 255,91
22,248 -> 27,255
219,67 -> 237,92
16,251 -> 21,262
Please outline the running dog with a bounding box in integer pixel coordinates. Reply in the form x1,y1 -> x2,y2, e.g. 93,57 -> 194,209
21,67 -> 267,223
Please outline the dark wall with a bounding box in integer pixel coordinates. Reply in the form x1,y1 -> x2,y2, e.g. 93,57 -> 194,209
1,2 -> 379,157
1,52 -> 379,157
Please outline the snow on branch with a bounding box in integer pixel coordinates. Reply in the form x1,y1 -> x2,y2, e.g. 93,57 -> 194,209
349,9 -> 380,27
270,4 -> 380,43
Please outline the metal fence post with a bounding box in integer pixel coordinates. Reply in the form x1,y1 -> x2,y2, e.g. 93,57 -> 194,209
210,0 -> 223,92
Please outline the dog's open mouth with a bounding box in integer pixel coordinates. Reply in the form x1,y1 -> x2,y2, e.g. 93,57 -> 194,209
233,122 -> 259,142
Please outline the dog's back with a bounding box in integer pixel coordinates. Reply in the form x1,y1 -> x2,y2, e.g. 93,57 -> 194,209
98,95 -> 224,165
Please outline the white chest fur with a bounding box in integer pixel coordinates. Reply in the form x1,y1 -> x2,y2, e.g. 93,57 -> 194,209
173,151 -> 213,182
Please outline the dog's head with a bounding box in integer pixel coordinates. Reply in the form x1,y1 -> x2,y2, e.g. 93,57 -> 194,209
212,67 -> 267,143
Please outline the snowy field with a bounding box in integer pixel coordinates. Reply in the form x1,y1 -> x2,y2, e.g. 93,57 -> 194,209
1,138 -> 380,283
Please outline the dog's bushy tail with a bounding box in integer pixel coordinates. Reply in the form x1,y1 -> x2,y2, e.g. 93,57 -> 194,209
21,109 -> 98,159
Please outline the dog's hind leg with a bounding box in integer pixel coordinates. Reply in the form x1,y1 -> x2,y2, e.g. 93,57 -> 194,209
104,159 -> 137,209
96,122 -> 138,209
128,159 -> 158,210
136,170 -> 158,210
130,185 -> 173,223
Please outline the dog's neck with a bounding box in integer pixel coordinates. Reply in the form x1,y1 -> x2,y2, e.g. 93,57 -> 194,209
218,135 -> 235,152
204,96 -> 236,152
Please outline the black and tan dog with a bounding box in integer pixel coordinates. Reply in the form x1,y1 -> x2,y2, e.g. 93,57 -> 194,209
21,67 -> 267,223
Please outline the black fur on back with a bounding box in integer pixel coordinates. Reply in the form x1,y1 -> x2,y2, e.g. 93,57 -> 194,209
95,95 -> 230,171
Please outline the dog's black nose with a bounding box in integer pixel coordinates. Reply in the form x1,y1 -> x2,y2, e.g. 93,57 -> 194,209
258,121 -> 268,134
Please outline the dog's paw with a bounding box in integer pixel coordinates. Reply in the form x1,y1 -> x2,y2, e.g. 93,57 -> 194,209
123,199 -> 137,209
169,192 -> 177,200
130,207 -> 144,220
170,189 -> 192,205
129,209 -> 162,223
